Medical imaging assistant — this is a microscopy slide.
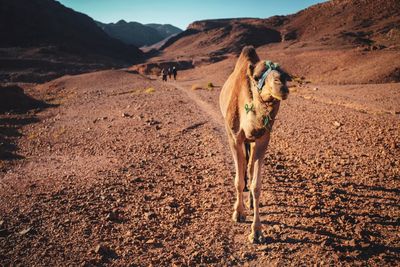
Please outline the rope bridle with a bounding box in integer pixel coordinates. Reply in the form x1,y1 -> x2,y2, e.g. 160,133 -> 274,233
245,60 -> 281,129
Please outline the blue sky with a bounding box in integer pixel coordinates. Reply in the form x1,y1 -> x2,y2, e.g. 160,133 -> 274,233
58,0 -> 326,30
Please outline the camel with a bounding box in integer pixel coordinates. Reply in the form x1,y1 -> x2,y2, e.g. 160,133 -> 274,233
219,46 -> 289,243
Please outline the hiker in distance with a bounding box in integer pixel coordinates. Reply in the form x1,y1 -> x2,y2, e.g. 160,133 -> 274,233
168,67 -> 172,79
173,66 -> 177,80
161,68 -> 168,82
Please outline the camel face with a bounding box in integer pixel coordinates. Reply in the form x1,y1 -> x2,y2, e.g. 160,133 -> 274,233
252,61 -> 289,101
266,70 -> 289,101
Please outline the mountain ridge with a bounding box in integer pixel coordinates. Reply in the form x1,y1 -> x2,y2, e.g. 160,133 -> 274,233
96,20 -> 182,47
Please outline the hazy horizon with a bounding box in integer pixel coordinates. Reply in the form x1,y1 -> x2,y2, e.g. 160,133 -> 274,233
58,0 -> 327,30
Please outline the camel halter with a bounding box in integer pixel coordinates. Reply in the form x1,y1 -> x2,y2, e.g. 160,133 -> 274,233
245,60 -> 280,129
256,61 -> 280,92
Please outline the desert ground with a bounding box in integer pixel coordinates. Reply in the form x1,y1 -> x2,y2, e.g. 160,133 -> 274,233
0,52 -> 399,266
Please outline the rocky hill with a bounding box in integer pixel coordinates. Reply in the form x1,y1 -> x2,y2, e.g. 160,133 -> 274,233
159,0 -> 400,56
281,0 -> 400,48
153,0 -> 400,84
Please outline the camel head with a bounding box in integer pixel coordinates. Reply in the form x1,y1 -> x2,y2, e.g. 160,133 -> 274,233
249,61 -> 290,101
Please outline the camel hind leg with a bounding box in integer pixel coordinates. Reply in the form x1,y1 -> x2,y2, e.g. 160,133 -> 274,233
246,142 -> 256,210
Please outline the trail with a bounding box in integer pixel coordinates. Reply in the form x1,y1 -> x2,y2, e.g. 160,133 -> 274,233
171,81 -> 224,129
1,70 -> 399,266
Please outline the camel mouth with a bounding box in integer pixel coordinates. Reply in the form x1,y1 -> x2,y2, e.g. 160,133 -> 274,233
271,92 -> 288,101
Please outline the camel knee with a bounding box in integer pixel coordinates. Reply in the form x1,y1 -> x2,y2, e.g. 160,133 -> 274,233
234,177 -> 245,191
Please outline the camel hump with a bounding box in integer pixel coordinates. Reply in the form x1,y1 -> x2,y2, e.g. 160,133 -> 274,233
241,46 -> 256,58
234,46 -> 260,73
239,46 -> 259,63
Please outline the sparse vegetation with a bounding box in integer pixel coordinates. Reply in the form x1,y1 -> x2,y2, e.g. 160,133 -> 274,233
145,87 -> 155,94
191,82 -> 215,91
191,84 -> 203,90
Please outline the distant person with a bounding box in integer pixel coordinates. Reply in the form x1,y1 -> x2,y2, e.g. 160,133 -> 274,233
168,67 -> 172,79
161,68 -> 167,82
172,66 -> 177,80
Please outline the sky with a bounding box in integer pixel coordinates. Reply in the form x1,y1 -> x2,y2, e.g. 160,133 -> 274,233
58,0 -> 327,30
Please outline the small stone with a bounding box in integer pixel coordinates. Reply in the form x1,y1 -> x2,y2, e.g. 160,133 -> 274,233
348,239 -> 356,246
178,209 -> 186,216
19,227 -> 32,235
145,212 -> 156,220
360,242 -> 370,248
125,231 -> 133,237
122,112 -> 130,118
146,239 -> 156,244
276,164 -> 285,170
94,244 -> 103,254
94,244 -> 115,257
313,87 -> 318,91
131,177 -> 143,183
106,211 -> 119,221
0,229 -> 9,237
272,224 -> 281,232
333,121 -> 341,128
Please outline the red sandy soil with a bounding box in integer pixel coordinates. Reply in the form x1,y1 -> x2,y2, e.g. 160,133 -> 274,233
0,58 -> 399,265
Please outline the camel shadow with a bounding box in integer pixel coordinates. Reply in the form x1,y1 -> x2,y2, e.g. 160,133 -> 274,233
250,162 -> 400,263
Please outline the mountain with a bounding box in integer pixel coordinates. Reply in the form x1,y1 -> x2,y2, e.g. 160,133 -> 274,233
0,0 -> 143,62
0,0 -> 143,83
145,23 -> 183,39
96,20 -> 183,47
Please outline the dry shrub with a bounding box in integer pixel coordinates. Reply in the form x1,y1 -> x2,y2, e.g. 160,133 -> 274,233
145,87 -> 155,94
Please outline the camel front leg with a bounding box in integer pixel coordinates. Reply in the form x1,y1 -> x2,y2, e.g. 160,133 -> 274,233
248,136 -> 269,243
227,130 -> 247,223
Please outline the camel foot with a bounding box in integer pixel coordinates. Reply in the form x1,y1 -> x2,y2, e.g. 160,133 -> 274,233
248,230 -> 264,244
232,211 -> 246,223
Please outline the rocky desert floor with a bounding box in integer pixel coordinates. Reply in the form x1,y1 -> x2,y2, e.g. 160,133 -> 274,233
0,61 -> 399,266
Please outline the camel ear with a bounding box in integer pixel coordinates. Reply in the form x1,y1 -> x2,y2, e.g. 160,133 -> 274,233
279,68 -> 292,82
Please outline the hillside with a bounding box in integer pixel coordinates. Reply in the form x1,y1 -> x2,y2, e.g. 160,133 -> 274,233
281,0 -> 400,48
150,0 -> 400,84
0,0 -> 143,83
161,18 -> 281,56
160,0 -> 400,55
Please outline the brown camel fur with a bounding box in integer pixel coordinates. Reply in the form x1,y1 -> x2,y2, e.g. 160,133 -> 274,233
219,46 -> 289,243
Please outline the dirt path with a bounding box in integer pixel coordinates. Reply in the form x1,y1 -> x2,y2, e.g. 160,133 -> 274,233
1,69 -> 399,266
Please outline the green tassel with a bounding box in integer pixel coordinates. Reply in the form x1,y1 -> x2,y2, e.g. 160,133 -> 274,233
244,103 -> 254,114
263,115 -> 272,130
